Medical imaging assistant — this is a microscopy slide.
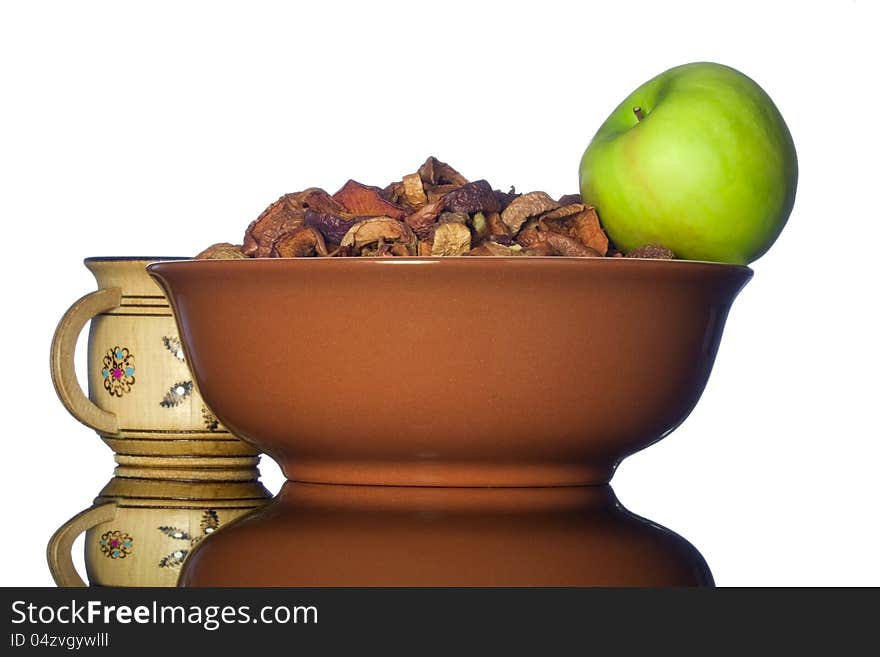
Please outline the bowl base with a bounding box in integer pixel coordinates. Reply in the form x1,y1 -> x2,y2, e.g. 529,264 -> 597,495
281,459 -> 618,487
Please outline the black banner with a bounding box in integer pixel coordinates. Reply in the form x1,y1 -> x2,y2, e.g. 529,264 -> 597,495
1,587 -> 876,653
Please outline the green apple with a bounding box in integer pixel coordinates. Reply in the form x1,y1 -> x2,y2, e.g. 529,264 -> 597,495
579,62 -> 797,264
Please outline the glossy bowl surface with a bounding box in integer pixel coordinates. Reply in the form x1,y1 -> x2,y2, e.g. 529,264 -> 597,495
148,257 -> 751,486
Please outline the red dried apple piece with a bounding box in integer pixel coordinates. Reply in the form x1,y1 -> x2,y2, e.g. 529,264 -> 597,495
431,222 -> 472,256
543,232 -> 601,257
626,244 -> 676,259
242,193 -> 306,257
404,198 -> 444,239
516,227 -> 543,249
390,242 -> 411,257
484,211 -> 510,239
540,206 -> 609,255
442,179 -> 501,214
522,243 -> 555,256
417,156 -> 468,187
340,217 -> 417,255
195,243 -> 249,259
517,227 -> 600,257
333,180 -> 406,220
500,191 -> 559,236
300,189 -> 349,215
271,225 -> 329,257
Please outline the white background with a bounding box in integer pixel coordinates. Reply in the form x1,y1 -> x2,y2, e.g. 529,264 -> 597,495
1,0 -> 877,586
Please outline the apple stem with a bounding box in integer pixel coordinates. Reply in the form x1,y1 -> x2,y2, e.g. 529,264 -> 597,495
633,106 -> 645,122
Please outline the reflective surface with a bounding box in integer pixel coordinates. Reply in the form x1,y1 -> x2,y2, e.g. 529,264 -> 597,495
180,482 -> 713,587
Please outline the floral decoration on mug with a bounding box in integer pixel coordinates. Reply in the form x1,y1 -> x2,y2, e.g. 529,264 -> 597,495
102,346 -> 136,397
99,530 -> 133,559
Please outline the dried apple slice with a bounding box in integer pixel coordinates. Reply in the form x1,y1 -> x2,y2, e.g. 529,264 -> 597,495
500,191 -> 559,236
404,199 -> 444,239
381,181 -> 404,205
442,180 -> 500,214
540,203 -> 585,222
431,222 -> 471,256
301,189 -> 349,215
271,225 -> 329,257
340,217 -> 417,255
242,194 -> 306,257
417,156 -> 468,186
195,243 -> 249,259
522,243 -> 555,256
465,242 -> 524,256
540,206 -> 609,255
517,227 -> 600,257
438,212 -> 469,225
425,184 -> 462,203
493,186 -> 521,211
304,209 -> 361,245
626,244 -> 676,259
543,232 -> 601,257
485,211 -> 509,238
557,193 -> 582,206
333,180 -> 406,220
401,173 -> 428,209
471,212 -> 489,240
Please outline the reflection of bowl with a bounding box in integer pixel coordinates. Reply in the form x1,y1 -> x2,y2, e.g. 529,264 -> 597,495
178,482 -> 715,586
148,258 -> 751,487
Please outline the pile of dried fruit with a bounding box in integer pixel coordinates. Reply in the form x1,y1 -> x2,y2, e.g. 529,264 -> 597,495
196,157 -> 675,260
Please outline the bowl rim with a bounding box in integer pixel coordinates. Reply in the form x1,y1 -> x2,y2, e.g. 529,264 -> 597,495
146,256 -> 753,275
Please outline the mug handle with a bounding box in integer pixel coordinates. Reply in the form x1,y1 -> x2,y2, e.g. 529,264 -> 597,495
46,503 -> 118,587
50,288 -> 121,434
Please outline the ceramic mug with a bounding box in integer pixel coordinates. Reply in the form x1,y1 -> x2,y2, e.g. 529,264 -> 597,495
47,257 -> 268,586
49,257 -> 255,456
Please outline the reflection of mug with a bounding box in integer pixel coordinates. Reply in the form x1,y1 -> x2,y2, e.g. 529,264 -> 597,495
47,464 -> 271,587
49,257 -> 255,456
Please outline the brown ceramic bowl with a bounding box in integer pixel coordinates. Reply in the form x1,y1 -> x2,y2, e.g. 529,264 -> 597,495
148,257 -> 751,487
